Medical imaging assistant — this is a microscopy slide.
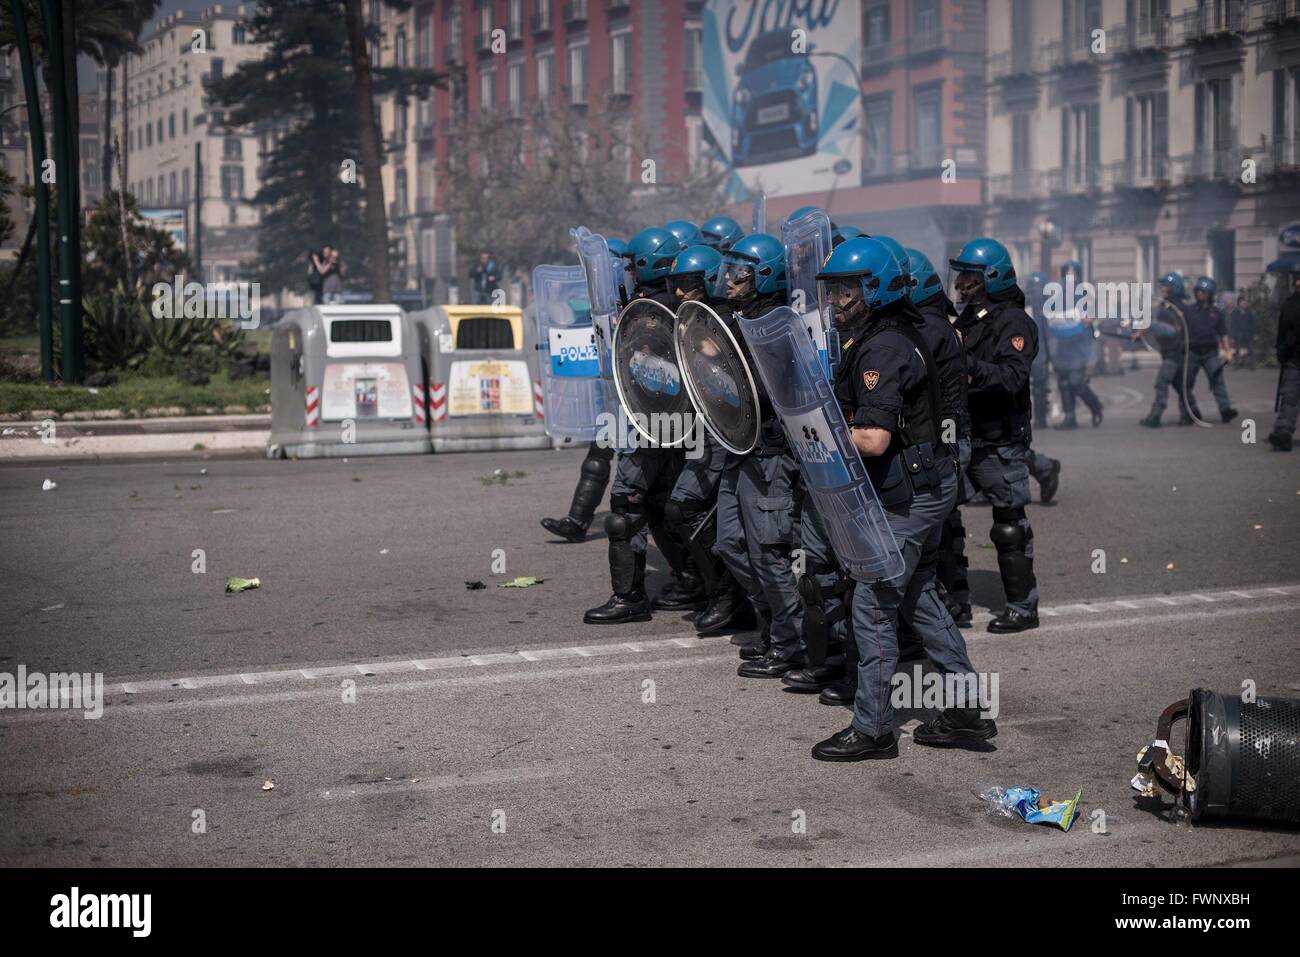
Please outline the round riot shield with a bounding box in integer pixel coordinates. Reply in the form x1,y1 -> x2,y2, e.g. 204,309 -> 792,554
674,300 -> 761,455
612,298 -> 693,448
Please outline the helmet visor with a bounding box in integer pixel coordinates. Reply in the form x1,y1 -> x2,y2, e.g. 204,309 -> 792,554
714,254 -> 756,300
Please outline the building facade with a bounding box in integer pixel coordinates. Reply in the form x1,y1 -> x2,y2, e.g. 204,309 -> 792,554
114,3 -> 267,283
985,0 -> 1300,292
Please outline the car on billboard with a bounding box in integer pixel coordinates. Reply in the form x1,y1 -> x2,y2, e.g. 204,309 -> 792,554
730,29 -> 819,168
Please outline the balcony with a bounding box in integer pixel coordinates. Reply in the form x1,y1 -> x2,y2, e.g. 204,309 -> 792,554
505,20 -> 524,44
987,171 -> 1043,203
472,32 -> 494,56
414,118 -> 435,141
1040,36 -> 1100,71
530,9 -> 553,35
861,38 -> 907,72
1109,16 -> 1175,56
1179,1 -> 1247,42
416,195 -> 437,215
564,1 -> 588,25
606,0 -> 631,14
1270,134 -> 1300,169
1260,0 -> 1300,24
1187,147 -> 1243,180
988,49 -> 1039,81
443,41 -> 461,64
1104,156 -> 1171,191
1045,163 -> 1102,195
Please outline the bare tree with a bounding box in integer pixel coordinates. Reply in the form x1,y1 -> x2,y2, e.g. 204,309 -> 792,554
440,101 -> 725,288
341,0 -> 390,302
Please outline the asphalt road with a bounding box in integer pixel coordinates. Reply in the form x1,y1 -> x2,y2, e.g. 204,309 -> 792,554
1,364 -> 1297,866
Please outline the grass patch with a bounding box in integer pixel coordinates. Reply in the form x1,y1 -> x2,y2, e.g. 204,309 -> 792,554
0,369 -> 272,417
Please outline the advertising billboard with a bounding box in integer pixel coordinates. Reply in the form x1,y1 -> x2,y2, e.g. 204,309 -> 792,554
701,1 -> 862,204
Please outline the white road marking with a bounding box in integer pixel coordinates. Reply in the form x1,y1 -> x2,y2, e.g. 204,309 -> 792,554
320,764 -> 575,799
30,582 -> 1300,705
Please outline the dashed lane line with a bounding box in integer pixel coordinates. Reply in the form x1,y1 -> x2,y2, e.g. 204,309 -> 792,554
34,582 -> 1300,701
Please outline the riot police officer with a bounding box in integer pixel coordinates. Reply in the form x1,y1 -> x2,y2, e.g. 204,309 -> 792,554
709,234 -> 807,675
541,238 -> 627,544
1184,276 -> 1237,423
660,245 -> 752,631
1268,271 -> 1300,452
663,220 -> 704,249
1048,260 -> 1104,430
1025,271 -> 1051,428
584,226 -> 690,624
1139,272 -> 1201,427
700,215 -> 744,252
810,238 -> 994,760
948,238 -> 1041,634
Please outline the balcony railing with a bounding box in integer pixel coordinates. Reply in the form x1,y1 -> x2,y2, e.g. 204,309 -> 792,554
1188,147 -> 1243,180
862,39 -> 907,70
987,171 -> 1042,202
987,48 -> 1040,81
1179,1 -> 1247,41
1040,36 -> 1100,70
1104,156 -> 1172,190
910,143 -> 948,171
1109,16 -> 1174,54
1260,0 -> 1300,24
530,8 -> 553,33
564,0 -> 588,25
607,0 -> 631,13
1270,134 -> 1300,169
1044,163 -> 1102,194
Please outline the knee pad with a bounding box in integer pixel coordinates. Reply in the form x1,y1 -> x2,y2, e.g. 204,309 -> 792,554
604,512 -> 631,542
990,507 -> 1027,550
580,454 -> 610,483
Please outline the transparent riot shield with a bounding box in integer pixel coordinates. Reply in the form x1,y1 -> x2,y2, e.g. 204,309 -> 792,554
531,263 -> 604,441
572,226 -> 632,449
781,209 -> 836,377
751,191 -> 766,235
673,300 -> 761,455
738,305 -> 904,583
612,298 -> 694,448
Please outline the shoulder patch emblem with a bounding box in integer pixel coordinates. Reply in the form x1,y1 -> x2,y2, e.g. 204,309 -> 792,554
862,370 -> 880,391
1010,335 -> 1025,352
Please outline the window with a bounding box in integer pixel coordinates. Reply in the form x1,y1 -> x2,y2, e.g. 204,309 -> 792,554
417,91 -> 433,130
182,168 -> 190,201
865,3 -> 890,50
416,10 -> 432,67
1137,236 -> 1159,287
508,59 -> 523,114
395,168 -> 408,214
568,43 -> 587,104
914,86 -> 942,167
508,0 -> 523,36
224,135 -> 242,159
1130,0 -> 1169,33
168,113 -> 175,139
537,51 -> 553,100
209,58 -> 223,83
169,171 -> 177,202
1062,0 -> 1102,51
1195,77 -> 1235,176
610,32 -> 632,95
1125,91 -> 1168,182
1074,239 -> 1093,278
232,23 -> 246,44
913,0 -> 939,38
1272,67 -> 1300,167
684,27 -> 702,90
220,164 -> 243,199
157,118 -> 163,143
479,0 -> 492,35
182,108 -> 188,134
479,65 -> 496,109
395,31 -> 407,67
146,178 -> 153,202
1061,103 -> 1100,188
156,175 -> 163,200
146,124 -> 152,146
864,95 -> 892,176
1012,112 -> 1032,171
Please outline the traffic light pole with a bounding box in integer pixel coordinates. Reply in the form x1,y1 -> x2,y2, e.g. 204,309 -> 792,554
7,0 -> 53,381
40,0 -> 83,383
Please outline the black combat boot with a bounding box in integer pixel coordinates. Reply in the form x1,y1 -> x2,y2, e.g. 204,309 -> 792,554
585,541 -> 650,624
1053,416 -> 1078,431
1268,431 -> 1293,452
737,651 -> 805,678
737,625 -> 771,660
695,581 -> 756,635
583,592 -> 651,624
540,516 -> 587,543
781,662 -> 842,693
652,572 -> 707,610
1220,407 -> 1238,424
912,707 -> 997,748
1139,413 -> 1161,428
1038,458 -> 1061,505
811,727 -> 898,762
987,608 -> 1038,633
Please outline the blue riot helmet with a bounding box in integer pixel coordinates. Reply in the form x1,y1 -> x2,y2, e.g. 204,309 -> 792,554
949,237 -> 1017,305
831,224 -> 865,248
906,247 -> 946,303
816,237 -> 911,329
1026,270 -> 1048,295
869,235 -> 913,295
668,244 -> 723,300
714,233 -> 787,300
1060,259 -> 1084,280
787,205 -> 821,224
700,215 -> 743,252
1159,271 -> 1186,300
662,220 -> 703,248
605,238 -> 627,257
1194,275 -> 1217,300
626,227 -> 682,285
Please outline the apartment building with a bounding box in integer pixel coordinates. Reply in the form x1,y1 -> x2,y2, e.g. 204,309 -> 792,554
985,0 -> 1300,291
115,3 -> 267,282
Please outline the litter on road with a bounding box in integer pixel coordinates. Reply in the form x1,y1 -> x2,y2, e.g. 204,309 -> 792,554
980,786 -> 1082,831
225,577 -> 261,594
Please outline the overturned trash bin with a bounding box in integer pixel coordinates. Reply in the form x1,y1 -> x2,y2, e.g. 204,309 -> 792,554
410,304 -> 550,452
268,304 -> 431,458
1137,688 -> 1300,824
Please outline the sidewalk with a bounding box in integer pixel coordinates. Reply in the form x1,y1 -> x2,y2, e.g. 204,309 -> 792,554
0,414 -> 270,464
